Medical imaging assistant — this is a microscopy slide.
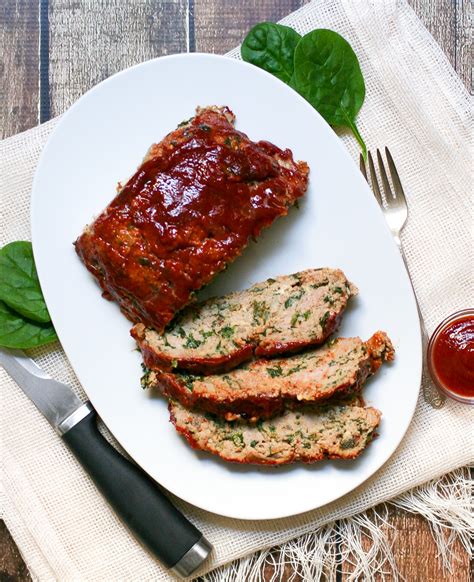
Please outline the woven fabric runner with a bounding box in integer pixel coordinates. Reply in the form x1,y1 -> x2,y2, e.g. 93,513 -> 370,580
1,0 -> 473,579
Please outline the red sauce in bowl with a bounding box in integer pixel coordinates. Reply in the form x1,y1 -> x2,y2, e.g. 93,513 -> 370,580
428,310 -> 474,403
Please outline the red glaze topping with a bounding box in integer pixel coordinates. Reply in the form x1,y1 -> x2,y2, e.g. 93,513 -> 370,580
431,315 -> 474,398
75,107 -> 309,331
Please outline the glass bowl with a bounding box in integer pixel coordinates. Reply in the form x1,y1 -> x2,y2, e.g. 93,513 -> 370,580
427,308 -> 474,405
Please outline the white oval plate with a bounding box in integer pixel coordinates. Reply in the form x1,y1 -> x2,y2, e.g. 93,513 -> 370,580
31,53 -> 421,520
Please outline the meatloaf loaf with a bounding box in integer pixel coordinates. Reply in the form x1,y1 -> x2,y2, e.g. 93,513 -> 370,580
143,331 -> 394,420
75,106 -> 309,331
132,268 -> 357,374
169,397 -> 381,465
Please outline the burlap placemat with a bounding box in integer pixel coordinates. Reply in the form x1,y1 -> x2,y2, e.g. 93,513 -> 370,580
1,0 -> 473,580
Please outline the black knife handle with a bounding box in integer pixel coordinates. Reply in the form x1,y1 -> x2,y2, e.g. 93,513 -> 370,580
62,407 -> 211,576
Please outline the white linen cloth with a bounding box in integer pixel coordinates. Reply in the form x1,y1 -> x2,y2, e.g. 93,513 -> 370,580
1,0 -> 473,579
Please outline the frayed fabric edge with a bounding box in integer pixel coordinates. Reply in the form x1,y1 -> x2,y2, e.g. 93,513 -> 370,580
202,467 -> 473,582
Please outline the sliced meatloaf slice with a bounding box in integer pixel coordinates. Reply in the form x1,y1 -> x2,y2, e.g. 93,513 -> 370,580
75,105 -> 309,332
169,398 -> 381,465
132,268 -> 357,374
143,331 -> 394,420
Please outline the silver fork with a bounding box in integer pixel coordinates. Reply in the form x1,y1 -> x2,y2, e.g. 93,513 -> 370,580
360,148 -> 445,409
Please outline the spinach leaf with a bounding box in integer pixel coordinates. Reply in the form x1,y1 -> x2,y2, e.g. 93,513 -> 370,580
0,241 -> 51,323
292,29 -> 367,158
0,300 -> 57,349
241,22 -> 301,84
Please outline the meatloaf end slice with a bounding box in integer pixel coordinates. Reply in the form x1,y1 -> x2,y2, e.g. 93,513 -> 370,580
75,105 -> 309,332
169,398 -> 381,465
132,268 -> 357,374
143,331 -> 394,420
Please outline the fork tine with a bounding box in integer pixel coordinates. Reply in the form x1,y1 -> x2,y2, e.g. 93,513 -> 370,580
359,153 -> 368,181
385,147 -> 406,203
376,149 -> 393,200
367,151 -> 383,206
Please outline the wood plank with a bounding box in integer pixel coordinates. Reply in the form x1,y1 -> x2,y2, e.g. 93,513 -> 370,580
0,520 -> 32,581
0,0 -> 39,138
456,0 -> 473,93
407,0 -> 457,69
341,504 -> 471,582
48,0 -> 188,117
193,0 -> 308,54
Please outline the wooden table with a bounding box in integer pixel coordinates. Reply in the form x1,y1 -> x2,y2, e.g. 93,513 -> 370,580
1,1 -> 471,580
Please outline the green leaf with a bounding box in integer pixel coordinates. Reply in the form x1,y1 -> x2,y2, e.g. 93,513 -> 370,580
0,241 -> 51,323
292,29 -> 367,157
241,22 -> 301,84
0,300 -> 57,349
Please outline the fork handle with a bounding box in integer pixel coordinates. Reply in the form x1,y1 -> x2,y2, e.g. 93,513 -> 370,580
393,240 -> 445,408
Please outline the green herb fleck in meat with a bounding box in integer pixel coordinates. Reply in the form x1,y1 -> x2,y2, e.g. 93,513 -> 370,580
319,311 -> 330,329
179,373 -> 200,392
220,325 -> 235,338
286,362 -> 307,375
290,312 -> 300,327
163,335 -> 175,348
140,364 -> 151,389
310,279 -> 329,289
252,300 -> 270,324
184,333 -> 202,349
231,432 -> 245,447
267,364 -> 283,378
324,294 -> 335,306
291,310 -> 310,327
284,288 -> 305,309
340,437 -> 356,450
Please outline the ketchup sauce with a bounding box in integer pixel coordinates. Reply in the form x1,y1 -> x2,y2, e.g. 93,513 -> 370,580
429,311 -> 474,402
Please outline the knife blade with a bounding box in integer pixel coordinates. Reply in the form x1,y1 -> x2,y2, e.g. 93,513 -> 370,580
1,348 -> 212,577
0,348 -> 89,433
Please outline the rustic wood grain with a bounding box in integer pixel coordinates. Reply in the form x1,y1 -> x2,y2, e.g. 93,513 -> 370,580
340,505 -> 471,582
48,0 -> 189,117
0,1 -> 472,581
0,0 -> 39,139
0,520 -> 32,582
193,0 -> 308,54
407,0 -> 457,69
457,0 -> 473,93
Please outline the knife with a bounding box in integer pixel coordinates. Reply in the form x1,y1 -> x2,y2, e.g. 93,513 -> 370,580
0,348 -> 212,578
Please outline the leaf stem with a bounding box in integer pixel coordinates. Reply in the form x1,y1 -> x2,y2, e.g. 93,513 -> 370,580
346,115 -> 367,161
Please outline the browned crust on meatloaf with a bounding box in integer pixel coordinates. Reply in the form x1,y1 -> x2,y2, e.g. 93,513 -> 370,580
143,331 -> 394,420
132,268 -> 357,374
169,398 -> 381,465
75,106 -> 309,332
